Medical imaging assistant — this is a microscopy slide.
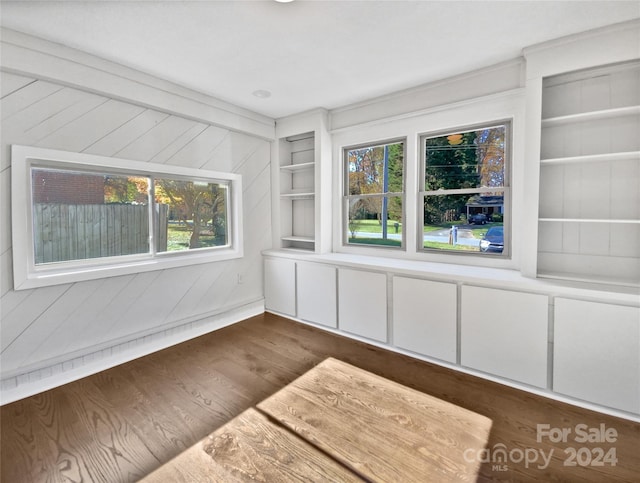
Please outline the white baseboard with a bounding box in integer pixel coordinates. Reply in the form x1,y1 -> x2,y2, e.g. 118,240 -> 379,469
0,299 -> 265,405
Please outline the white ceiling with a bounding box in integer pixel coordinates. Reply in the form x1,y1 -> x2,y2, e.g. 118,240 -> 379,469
1,1 -> 639,119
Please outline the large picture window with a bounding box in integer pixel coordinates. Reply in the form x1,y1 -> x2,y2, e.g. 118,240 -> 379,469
343,140 -> 405,248
12,146 -> 242,289
420,123 -> 510,256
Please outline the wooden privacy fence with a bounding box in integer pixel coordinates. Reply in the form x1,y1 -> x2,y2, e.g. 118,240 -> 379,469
33,203 -> 168,264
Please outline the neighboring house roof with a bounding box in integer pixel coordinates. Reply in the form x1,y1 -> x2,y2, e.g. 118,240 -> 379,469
466,195 -> 504,207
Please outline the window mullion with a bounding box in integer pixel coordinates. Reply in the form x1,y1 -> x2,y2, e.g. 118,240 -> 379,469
421,186 -> 505,197
149,176 -> 157,256
346,192 -> 403,199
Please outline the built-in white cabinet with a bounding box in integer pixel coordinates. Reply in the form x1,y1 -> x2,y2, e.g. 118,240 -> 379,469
264,254 -> 640,417
553,298 -> 640,414
460,286 -> 548,388
537,61 -> 640,286
264,258 -> 296,316
297,262 -> 337,328
338,268 -> 387,342
392,276 -> 457,363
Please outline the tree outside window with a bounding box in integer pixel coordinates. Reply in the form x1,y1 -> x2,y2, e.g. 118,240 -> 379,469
154,179 -> 228,251
422,123 -> 509,254
344,140 -> 404,247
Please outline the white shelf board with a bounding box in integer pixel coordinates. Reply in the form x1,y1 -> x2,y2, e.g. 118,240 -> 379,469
539,218 -> 640,224
281,235 -> 315,243
280,191 -> 315,200
285,132 -> 314,142
537,271 -> 639,288
290,147 -> 314,154
541,105 -> 640,128
280,161 -> 315,172
540,151 -> 640,165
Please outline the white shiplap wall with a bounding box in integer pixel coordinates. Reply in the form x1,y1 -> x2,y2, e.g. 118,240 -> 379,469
0,71 -> 272,397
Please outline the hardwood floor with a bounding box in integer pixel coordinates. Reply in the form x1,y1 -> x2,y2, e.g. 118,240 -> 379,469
2,312 -> 639,482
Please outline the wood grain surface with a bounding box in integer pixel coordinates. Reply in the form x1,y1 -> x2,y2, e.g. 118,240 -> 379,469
2,313 -> 639,482
141,407 -> 362,482
258,358 -> 491,482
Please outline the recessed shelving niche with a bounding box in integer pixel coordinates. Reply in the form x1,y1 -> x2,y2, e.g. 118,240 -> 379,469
537,60 -> 640,286
279,132 -> 316,250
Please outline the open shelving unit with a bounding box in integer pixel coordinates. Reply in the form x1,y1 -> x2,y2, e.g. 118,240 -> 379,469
537,60 -> 640,286
278,132 -> 316,250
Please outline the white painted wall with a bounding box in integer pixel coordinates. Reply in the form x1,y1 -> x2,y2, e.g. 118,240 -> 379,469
330,59 -> 524,132
0,51 -> 272,398
0,28 -> 274,139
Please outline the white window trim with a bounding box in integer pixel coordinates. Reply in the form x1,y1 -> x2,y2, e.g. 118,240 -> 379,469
332,89 -> 525,271
11,145 -> 243,290
418,120 -> 512,259
342,138 -> 407,250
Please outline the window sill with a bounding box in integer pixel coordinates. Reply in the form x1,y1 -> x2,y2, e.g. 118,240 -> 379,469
15,247 -> 243,290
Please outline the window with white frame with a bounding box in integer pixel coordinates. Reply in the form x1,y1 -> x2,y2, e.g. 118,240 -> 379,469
12,145 -> 242,289
343,139 -> 405,248
420,122 -> 510,256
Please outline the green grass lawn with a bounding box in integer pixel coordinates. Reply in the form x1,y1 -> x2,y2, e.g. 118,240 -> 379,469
349,219 -> 500,237
349,219 -> 403,235
166,224 -> 224,251
347,237 -> 402,247
423,241 -> 479,251
348,219 -> 502,251
167,218 -> 495,251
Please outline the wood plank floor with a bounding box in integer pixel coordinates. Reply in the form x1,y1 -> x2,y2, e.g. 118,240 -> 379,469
257,358 -> 492,482
2,312 -> 639,482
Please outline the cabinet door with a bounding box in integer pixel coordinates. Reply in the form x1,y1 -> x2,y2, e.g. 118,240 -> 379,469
264,258 -> 296,316
461,286 -> 548,388
554,298 -> 640,414
297,262 -> 337,328
338,268 -> 387,342
393,276 -> 457,363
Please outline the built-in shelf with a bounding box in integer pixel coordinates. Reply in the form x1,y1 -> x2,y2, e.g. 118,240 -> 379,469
537,270 -> 640,288
541,105 -> 640,128
280,191 -> 315,200
537,60 -> 640,287
278,131 -> 316,251
281,235 -> 315,243
280,162 -> 315,173
540,151 -> 640,165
